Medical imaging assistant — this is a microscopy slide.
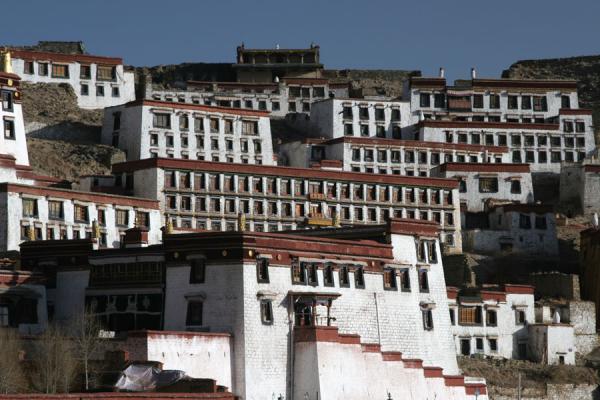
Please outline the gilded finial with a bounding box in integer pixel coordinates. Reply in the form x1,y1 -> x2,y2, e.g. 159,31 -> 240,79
92,219 -> 100,240
27,225 -> 36,241
238,213 -> 246,232
1,48 -> 13,74
164,214 -> 173,235
333,210 -> 341,227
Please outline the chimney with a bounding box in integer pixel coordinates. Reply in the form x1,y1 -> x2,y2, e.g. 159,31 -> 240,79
471,68 -> 477,79
439,67 -> 445,78
122,227 -> 149,248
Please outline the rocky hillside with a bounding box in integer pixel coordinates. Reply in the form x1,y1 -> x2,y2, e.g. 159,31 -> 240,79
503,55 -> 600,143
19,82 -> 117,182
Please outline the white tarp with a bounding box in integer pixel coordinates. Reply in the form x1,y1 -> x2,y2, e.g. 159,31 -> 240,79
115,364 -> 186,392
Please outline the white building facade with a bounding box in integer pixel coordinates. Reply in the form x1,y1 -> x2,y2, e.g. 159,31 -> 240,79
107,158 -> 464,253
101,100 -> 275,164
447,285 -> 535,360
10,49 -> 135,109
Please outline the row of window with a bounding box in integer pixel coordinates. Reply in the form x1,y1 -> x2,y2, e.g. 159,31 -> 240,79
163,171 -> 454,205
344,123 -> 402,138
21,198 -> 150,227
20,222 -> 117,247
419,92 -> 555,112
511,150 -> 586,163
444,131 -> 587,147
449,305 -> 527,326
23,61 -> 117,81
342,106 -> 402,122
349,148 -> 499,165
459,177 -> 523,195
151,113 -> 260,135
149,133 -> 263,153
81,84 -> 119,98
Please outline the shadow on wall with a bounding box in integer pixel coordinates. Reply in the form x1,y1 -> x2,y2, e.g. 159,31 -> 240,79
25,121 -> 102,144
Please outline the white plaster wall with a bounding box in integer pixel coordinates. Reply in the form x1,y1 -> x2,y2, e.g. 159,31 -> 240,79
528,324 -> 576,365
145,333 -> 232,389
53,270 -> 90,323
0,101 -> 29,166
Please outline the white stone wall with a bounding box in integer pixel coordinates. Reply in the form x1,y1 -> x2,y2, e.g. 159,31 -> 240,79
432,167 -> 534,212
419,122 -> 595,174
11,58 -> 135,109
450,292 -> 534,359
102,103 -> 275,164
51,270 -> 90,323
463,209 -> 558,255
308,98 -> 412,139
0,99 -> 29,166
144,333 -> 232,389
294,340 -> 486,400
0,189 -> 161,252
528,324 -> 576,365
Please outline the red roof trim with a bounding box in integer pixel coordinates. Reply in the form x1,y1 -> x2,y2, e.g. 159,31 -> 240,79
113,158 -> 460,189
10,49 -> 123,65
282,78 -> 329,85
0,183 -> 159,209
0,71 -> 22,81
504,284 -> 535,295
324,136 -> 509,153
439,162 -> 530,173
447,287 -> 459,299
388,218 -> 440,236
559,108 -> 593,116
419,120 -> 560,131
480,290 -> 507,302
125,99 -> 271,117
584,165 -> 600,173
472,78 -> 577,90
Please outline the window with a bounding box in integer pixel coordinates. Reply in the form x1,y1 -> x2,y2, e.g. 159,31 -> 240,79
135,211 -> 149,228
519,214 -> 531,229
307,263 -> 318,286
24,61 -> 34,74
112,87 -> 120,97
561,95 -> 571,109
80,65 -> 91,79
420,93 -> 431,108
48,201 -> 64,220
508,95 -> 518,109
489,94 -> 500,109
97,65 -> 116,81
359,106 -> 369,120
116,209 -> 129,226
459,306 -> 483,325
344,124 -> 353,136
511,180 -> 521,194
1,91 -> 13,111
186,301 -> 203,326
576,121 -> 585,133
383,268 -> 397,290
475,338 -> 484,352
22,198 -> 38,218
533,96 -> 548,112
360,125 -> 369,137
153,113 -> 171,129
95,85 -> 105,97
489,338 -> 498,352
323,264 -> 334,287
272,101 -> 280,111
563,121 -> 574,132
479,177 -> 498,193
434,93 -> 445,108
427,241 -> 437,263
422,309 -> 434,331
449,309 -> 456,325
51,64 -> 69,78
459,179 -> 467,193
486,309 -> 497,326
418,269 -> 429,292
74,205 -> 89,223
292,261 -> 307,284
339,266 -> 350,287
260,300 -> 274,324
343,106 -> 353,119
80,84 -> 89,96
535,216 -> 547,230
257,258 -> 270,283
0,305 -> 8,327
354,267 -> 365,289
400,269 -> 410,291
391,108 -> 401,121
516,310 -> 526,325
3,118 -> 15,139
242,120 -> 258,135
189,258 -> 206,283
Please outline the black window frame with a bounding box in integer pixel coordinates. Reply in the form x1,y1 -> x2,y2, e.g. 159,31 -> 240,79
189,258 -> 206,284
186,301 -> 203,326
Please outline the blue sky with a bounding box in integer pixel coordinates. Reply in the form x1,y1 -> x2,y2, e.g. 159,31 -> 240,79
3,0 -> 600,81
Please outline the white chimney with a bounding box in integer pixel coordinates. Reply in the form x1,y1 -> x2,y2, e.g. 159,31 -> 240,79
471,68 -> 477,79
439,67 -> 445,78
